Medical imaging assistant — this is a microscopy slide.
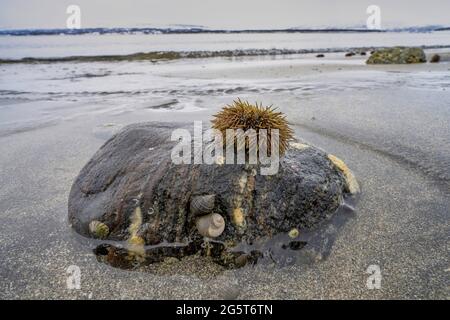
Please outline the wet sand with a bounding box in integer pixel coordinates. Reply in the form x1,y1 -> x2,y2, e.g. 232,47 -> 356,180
0,52 -> 449,299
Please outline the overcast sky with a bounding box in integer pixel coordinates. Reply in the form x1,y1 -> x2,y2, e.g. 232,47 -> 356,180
0,0 -> 449,29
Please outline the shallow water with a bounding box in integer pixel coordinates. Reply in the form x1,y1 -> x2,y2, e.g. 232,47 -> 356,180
1,31 -> 450,59
1,53 -> 449,191
1,53 -> 449,117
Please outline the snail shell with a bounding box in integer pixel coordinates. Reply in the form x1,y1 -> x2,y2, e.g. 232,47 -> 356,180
190,194 -> 215,216
196,213 -> 225,238
89,220 -> 109,239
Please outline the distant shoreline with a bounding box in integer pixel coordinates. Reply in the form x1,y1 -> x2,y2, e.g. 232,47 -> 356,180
1,45 -> 450,64
1,26 -> 450,36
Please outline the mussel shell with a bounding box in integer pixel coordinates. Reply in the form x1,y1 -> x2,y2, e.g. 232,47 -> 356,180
190,194 -> 215,216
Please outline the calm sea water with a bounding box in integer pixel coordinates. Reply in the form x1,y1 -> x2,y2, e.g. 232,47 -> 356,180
1,31 -> 450,59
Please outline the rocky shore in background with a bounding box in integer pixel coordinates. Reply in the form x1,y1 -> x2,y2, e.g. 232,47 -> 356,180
367,47 -> 426,64
2,45 -> 449,64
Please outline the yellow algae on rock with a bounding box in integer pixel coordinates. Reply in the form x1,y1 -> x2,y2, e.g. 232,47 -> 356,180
215,155 -> 225,165
290,142 -> 310,150
129,206 -> 143,236
128,235 -> 145,246
127,207 -> 145,258
232,208 -> 245,227
327,154 -> 360,194
288,228 -> 300,239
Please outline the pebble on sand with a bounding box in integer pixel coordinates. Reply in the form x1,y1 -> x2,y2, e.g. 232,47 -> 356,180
430,54 -> 440,63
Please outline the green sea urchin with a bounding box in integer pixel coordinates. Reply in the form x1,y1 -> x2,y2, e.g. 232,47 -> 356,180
211,99 -> 294,156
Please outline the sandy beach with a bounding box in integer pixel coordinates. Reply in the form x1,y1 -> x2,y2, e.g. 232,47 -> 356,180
0,48 -> 448,299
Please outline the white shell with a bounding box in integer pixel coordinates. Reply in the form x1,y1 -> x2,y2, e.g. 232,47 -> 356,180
196,213 -> 225,238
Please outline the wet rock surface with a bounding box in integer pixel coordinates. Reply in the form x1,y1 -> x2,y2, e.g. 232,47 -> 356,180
430,54 -> 441,63
367,47 -> 426,64
68,122 -> 354,268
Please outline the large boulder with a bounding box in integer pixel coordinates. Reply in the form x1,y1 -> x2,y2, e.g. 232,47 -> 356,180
68,122 -> 358,268
367,47 -> 426,64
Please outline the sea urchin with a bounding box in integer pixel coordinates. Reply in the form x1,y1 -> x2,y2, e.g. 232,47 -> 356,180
211,99 -> 294,156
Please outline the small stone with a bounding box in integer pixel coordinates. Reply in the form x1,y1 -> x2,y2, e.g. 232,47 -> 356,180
163,257 -> 180,265
430,54 -> 440,63
234,254 -> 249,267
